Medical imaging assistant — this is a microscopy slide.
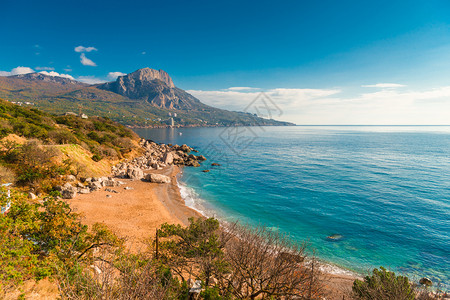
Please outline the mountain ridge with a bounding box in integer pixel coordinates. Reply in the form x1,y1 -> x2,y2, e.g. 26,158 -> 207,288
0,68 -> 295,127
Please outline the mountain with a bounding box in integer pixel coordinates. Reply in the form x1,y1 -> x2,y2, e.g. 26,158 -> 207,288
0,69 -> 294,127
12,72 -> 85,86
97,68 -> 202,110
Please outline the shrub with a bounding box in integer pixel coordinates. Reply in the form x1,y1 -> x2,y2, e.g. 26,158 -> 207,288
352,267 -> 415,300
91,154 -> 102,162
0,165 -> 15,184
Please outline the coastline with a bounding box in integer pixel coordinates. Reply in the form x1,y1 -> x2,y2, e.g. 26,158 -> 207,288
176,170 -> 359,299
70,163 -> 358,299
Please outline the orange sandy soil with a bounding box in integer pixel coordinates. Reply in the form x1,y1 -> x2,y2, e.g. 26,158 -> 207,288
70,165 -> 201,249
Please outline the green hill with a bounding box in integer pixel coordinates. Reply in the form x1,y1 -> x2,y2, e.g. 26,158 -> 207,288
0,69 -> 295,127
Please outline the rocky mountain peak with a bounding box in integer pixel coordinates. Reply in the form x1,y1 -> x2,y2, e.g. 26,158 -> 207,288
124,68 -> 175,88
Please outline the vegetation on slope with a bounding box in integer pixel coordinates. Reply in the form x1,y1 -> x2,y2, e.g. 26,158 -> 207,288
0,98 -> 139,189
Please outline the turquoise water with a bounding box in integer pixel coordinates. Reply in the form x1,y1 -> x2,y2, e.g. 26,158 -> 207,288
134,126 -> 450,286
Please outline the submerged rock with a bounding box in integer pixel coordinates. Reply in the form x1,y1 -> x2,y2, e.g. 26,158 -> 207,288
202,170 -> 210,173
196,155 -> 206,161
419,277 -> 433,286
327,234 -> 343,241
211,163 -> 221,166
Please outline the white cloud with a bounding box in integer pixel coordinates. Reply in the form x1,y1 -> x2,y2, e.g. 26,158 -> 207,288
35,66 -> 55,71
80,53 -> 97,66
39,71 -> 75,80
188,85 -> 450,125
74,46 -> 98,53
107,71 -> 126,80
0,66 -> 35,76
225,87 -> 260,91
362,83 -> 406,88
76,76 -> 106,84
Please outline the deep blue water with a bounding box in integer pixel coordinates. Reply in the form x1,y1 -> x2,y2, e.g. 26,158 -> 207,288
134,126 -> 450,285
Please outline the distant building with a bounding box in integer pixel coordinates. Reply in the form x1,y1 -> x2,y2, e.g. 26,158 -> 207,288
64,112 -> 78,116
170,117 -> 175,128
80,113 -> 88,119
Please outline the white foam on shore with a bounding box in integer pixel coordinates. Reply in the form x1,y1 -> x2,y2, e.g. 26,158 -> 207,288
176,178 -> 209,217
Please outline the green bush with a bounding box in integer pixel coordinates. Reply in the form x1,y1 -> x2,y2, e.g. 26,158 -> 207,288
91,154 -> 102,162
352,267 -> 415,300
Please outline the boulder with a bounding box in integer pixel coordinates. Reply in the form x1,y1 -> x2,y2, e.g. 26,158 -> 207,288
185,159 -> 200,167
66,175 -> 77,182
419,277 -> 433,286
78,188 -> 91,194
104,179 -> 119,187
89,181 -> 103,191
127,167 -> 144,180
61,184 -> 77,199
196,155 -> 206,161
180,144 -> 191,153
145,173 -> 171,184
211,163 -> 221,166
28,192 -> 37,200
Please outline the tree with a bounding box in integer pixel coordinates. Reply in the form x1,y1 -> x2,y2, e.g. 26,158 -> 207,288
157,217 -> 232,287
352,267 -> 415,300
220,224 -> 324,300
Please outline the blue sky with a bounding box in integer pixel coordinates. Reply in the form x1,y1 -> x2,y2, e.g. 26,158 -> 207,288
1,0 -> 450,124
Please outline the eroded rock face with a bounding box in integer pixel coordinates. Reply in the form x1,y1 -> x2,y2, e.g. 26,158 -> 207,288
145,173 -> 171,184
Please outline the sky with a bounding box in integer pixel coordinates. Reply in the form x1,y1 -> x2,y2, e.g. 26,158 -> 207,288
1,0 -> 450,124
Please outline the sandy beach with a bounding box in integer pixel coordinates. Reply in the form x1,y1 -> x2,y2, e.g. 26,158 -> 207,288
70,165 -> 201,249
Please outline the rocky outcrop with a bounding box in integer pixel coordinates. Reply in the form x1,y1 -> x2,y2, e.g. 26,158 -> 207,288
145,173 -> 171,184
97,68 -> 203,110
111,140 -> 205,178
53,140 -> 204,200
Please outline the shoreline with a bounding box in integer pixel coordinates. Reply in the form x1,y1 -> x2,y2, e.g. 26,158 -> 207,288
175,169 -> 359,299
70,163 -> 358,299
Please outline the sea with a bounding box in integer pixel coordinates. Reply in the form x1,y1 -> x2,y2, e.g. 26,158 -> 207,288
134,126 -> 450,286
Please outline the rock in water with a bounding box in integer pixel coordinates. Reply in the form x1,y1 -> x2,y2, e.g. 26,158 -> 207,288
196,155 -> 206,161
202,170 -> 210,173
211,163 -> 221,166
327,234 -> 343,241
419,277 -> 433,286
145,173 -> 171,184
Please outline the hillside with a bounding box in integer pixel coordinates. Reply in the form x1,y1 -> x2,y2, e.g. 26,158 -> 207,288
0,69 -> 294,127
0,98 -> 140,189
